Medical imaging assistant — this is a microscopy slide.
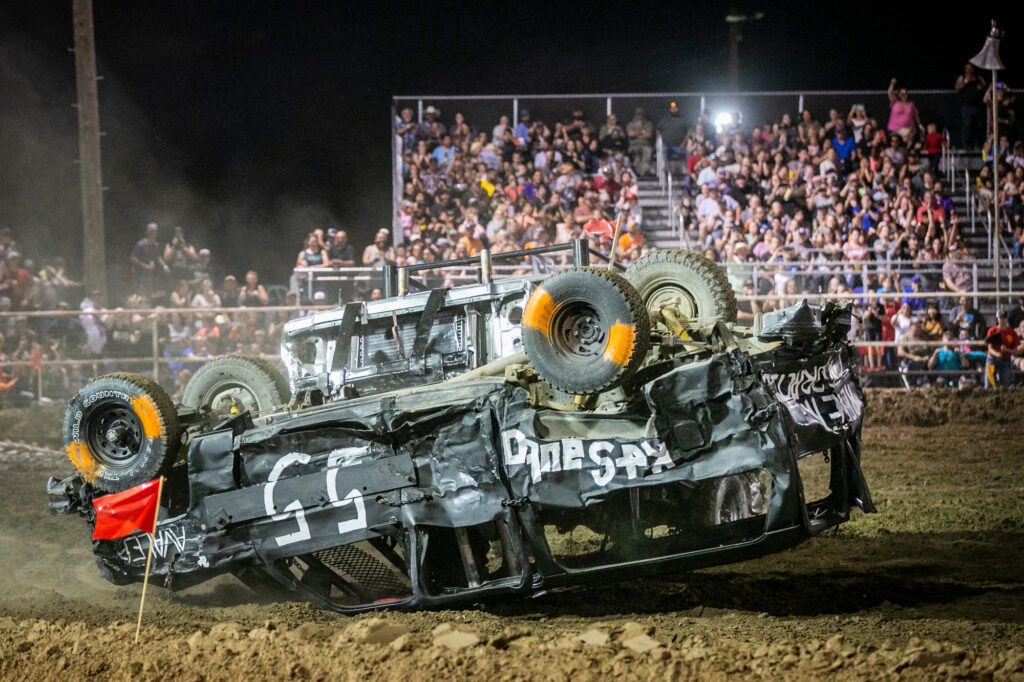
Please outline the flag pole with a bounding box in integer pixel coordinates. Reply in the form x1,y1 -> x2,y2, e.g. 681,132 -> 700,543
607,213 -> 625,270
134,475 -> 164,645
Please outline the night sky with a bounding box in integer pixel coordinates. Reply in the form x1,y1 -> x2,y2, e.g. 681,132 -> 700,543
0,1 -> 1013,287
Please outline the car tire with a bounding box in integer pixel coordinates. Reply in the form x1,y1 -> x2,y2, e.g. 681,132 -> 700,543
62,372 -> 180,492
521,266 -> 650,395
694,473 -> 760,526
624,249 -> 737,324
182,355 -> 289,418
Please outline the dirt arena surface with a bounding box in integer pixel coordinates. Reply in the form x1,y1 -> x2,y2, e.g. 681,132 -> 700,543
1,389 -> 1023,680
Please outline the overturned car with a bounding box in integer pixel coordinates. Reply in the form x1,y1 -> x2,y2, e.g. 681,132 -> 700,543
48,244 -> 873,612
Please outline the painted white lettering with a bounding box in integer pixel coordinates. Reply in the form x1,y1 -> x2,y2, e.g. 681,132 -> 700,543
561,438 -> 584,470
264,453 -> 312,547
588,441 -> 616,486
617,443 -> 647,480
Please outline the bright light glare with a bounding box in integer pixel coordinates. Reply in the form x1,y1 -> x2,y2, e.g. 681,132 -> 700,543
713,111 -> 734,133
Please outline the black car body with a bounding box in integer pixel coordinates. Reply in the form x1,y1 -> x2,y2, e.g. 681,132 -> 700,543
48,245 -> 873,612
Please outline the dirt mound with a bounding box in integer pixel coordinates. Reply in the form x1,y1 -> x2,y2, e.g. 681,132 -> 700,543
863,387 -> 1024,427
2,616 -> 1020,681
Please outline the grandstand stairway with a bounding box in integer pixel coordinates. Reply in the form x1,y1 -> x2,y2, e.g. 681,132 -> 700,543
636,179 -> 680,250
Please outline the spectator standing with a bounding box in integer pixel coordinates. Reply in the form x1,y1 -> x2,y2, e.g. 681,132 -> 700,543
886,79 -> 922,145
0,252 -> 32,310
362,229 -> 395,269
984,309 -> 1021,388
220,275 -> 240,308
163,226 -> 198,284
394,107 -> 418,152
131,223 -> 169,298
328,230 -> 356,267
955,63 -> 987,149
238,270 -> 269,307
656,102 -> 687,159
626,108 -> 654,177
296,234 -> 328,268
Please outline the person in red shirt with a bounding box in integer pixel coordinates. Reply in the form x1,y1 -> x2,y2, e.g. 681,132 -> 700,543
923,122 -> 947,172
984,309 -> 1022,388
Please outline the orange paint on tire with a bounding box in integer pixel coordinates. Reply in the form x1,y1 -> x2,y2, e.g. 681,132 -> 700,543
131,394 -> 164,439
603,323 -> 635,366
66,441 -> 100,483
522,289 -> 555,333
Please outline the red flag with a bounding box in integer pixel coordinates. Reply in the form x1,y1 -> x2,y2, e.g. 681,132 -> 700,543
582,219 -> 615,238
92,478 -> 162,540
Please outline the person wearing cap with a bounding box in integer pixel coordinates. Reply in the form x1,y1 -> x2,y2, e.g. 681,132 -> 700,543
696,155 -> 719,186
656,102 -> 687,158
593,166 -> 621,197
187,247 -> 211,286
220,275 -> 239,307
984,309 -> 1021,388
564,108 -> 589,142
626,108 -> 654,177
514,110 -> 535,148
420,105 -> 445,144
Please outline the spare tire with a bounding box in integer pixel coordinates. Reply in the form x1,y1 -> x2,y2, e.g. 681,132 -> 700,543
62,373 -> 180,492
624,249 -> 737,324
522,266 -> 650,395
182,355 -> 289,419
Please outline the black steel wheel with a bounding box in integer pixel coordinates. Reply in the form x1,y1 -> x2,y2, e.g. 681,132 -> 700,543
521,266 -> 650,395
62,372 -> 180,492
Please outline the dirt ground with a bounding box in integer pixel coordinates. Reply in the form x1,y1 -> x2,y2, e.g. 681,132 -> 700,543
1,389 -> 1023,680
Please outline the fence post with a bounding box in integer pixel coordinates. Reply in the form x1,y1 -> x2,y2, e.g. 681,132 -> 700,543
513,98 -> 518,127
417,99 -> 423,123
606,97 -> 612,117
797,93 -> 804,113
151,315 -> 159,382
973,263 -> 979,309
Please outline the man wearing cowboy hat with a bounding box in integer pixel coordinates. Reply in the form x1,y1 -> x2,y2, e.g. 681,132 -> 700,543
420,105 -> 445,141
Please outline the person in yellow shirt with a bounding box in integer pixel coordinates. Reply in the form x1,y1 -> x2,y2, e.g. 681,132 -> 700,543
456,222 -> 484,256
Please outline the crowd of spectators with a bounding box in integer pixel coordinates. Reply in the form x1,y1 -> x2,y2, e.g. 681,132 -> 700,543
0,222 -> 302,404
4,73 -> 1024,401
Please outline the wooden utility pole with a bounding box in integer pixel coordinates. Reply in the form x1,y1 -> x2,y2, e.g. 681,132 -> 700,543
72,0 -> 107,298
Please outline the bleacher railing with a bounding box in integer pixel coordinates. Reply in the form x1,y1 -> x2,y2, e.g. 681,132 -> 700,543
2,285 -> 1021,404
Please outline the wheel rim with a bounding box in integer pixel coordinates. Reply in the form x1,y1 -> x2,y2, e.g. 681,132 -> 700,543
550,301 -> 607,361
646,282 -> 699,320
86,404 -> 144,465
205,382 -> 260,417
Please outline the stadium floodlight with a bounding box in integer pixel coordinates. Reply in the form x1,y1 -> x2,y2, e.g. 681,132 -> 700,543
713,111 -> 734,134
